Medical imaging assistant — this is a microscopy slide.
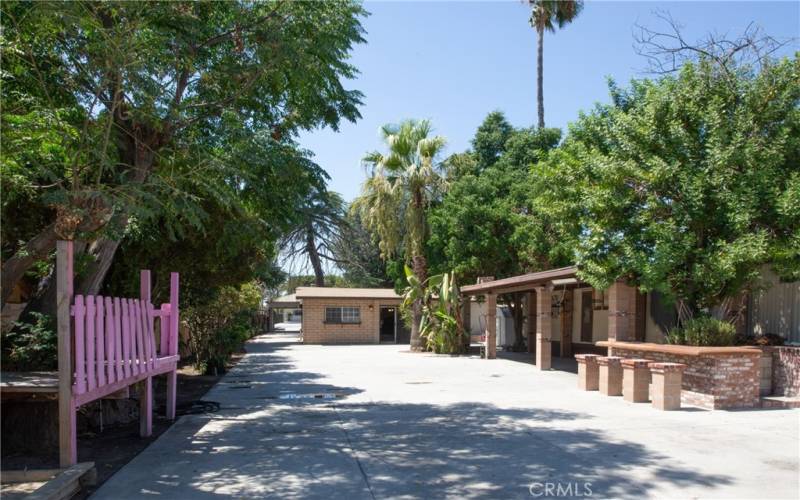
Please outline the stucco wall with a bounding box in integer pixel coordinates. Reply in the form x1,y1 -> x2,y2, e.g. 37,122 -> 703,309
301,297 -> 401,344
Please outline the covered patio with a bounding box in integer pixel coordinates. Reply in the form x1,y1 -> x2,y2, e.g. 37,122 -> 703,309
461,266 -> 650,370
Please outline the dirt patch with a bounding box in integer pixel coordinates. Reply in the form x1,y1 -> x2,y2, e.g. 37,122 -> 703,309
1,353 -> 244,498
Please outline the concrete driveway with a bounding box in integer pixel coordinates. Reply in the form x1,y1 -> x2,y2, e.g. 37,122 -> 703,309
93,333 -> 799,499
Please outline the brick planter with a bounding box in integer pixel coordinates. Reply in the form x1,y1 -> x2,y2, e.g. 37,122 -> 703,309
599,341 -> 761,409
575,354 -> 599,391
597,356 -> 623,396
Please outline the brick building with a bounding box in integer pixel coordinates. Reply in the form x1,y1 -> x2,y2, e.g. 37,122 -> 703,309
296,287 -> 407,344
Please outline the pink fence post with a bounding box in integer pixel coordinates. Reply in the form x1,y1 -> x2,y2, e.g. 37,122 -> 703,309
113,298 -> 123,381
85,296 -> 96,391
95,296 -> 106,387
73,295 -> 86,394
133,300 -> 145,375
159,304 -> 170,356
122,299 -> 134,377
56,240 -> 77,467
104,297 -> 116,385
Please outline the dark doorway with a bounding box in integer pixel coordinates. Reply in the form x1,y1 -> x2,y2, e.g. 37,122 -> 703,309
380,306 -> 396,343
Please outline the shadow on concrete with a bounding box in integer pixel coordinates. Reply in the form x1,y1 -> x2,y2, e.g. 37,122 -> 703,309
95,334 -> 735,499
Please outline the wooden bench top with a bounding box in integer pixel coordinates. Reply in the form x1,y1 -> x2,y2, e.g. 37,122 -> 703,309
0,371 -> 59,393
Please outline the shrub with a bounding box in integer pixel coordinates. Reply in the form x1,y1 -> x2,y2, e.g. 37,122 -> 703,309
2,312 -> 58,371
664,316 -> 737,347
183,282 -> 262,375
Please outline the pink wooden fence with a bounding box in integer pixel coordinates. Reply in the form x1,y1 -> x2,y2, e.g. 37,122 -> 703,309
69,272 -> 179,407
56,239 -> 180,467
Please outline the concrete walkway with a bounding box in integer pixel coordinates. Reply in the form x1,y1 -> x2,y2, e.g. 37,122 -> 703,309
93,333 -> 799,499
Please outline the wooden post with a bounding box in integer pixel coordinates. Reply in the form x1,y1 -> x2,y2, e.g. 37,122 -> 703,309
485,293 -> 497,359
56,240 -> 77,467
139,270 -> 153,437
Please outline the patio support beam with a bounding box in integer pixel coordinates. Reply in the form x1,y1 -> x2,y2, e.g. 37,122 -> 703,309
608,280 -> 637,342
535,285 -> 553,370
485,292 -> 497,359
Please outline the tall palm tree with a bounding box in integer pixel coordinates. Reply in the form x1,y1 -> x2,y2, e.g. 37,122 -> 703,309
354,120 -> 447,350
529,0 -> 583,128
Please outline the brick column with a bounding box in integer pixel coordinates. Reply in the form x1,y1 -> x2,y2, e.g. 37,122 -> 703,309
621,358 -> 652,402
485,293 -> 496,359
575,354 -> 599,390
598,356 -> 623,396
527,292 -> 536,354
535,286 -> 552,370
608,280 -> 637,342
650,362 -> 686,410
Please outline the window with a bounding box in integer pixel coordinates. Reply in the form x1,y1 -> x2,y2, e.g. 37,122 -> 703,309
325,306 -> 360,324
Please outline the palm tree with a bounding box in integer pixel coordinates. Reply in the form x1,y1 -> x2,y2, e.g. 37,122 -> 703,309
354,120 -> 447,350
529,0 -> 583,128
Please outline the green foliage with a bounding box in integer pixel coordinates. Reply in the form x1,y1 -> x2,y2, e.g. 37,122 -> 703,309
184,282 -> 262,375
429,113 -> 567,282
1,313 -> 57,371
472,111 -> 514,168
1,0 -> 367,308
402,266 -> 465,354
333,210 -> 394,288
536,55 -> 800,314
664,316 -> 737,347
354,119 -> 447,261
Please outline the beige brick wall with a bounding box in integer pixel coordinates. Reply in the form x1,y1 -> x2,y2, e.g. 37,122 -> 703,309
301,297 -> 401,344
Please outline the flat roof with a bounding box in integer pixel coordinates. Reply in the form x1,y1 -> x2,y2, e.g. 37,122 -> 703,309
295,287 -> 401,300
272,293 -> 297,303
460,266 -> 578,295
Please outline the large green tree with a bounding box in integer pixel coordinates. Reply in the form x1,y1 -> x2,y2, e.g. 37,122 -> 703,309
1,0 -> 366,306
430,112 -> 565,348
536,54 -> 800,321
354,120 -> 447,350
528,0 -> 583,128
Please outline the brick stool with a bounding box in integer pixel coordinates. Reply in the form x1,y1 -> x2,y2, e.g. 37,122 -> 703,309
621,358 -> 652,402
597,356 -> 623,396
575,354 -> 600,391
650,363 -> 687,410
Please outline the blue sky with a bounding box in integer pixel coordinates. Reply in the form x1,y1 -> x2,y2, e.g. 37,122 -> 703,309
298,1 -> 799,202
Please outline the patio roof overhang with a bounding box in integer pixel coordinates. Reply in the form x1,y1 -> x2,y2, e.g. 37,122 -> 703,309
460,266 -> 581,296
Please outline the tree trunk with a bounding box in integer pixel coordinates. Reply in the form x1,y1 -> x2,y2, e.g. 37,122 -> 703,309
21,241 -> 87,320
410,253 -> 428,352
1,223 -> 59,307
305,225 -> 325,287
74,140 -> 156,296
537,25 -> 545,129
75,238 -> 123,296
409,186 -> 429,352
